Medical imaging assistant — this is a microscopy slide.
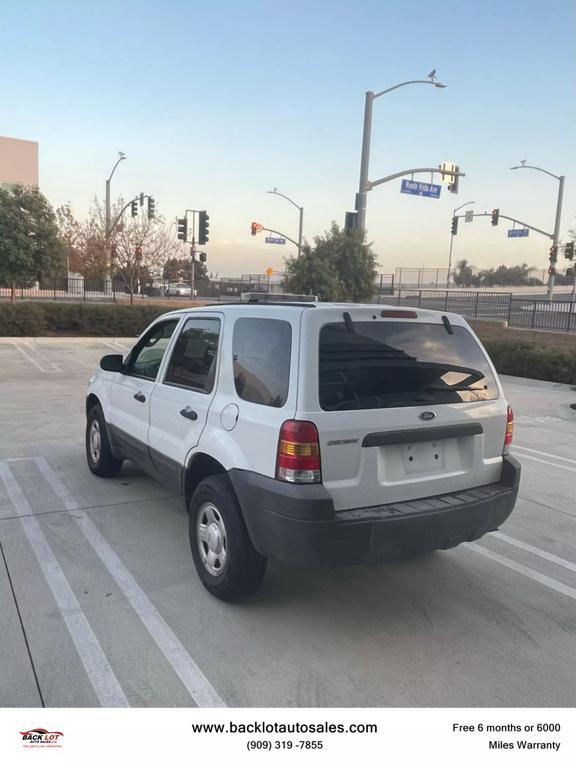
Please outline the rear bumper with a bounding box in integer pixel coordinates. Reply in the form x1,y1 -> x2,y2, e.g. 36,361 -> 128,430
229,456 -> 521,566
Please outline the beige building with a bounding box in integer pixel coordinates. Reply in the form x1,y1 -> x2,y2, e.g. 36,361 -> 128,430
0,135 -> 39,189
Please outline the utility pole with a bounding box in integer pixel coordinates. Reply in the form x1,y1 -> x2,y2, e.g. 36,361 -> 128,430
186,209 -> 197,298
510,162 -> 566,300
267,189 -> 304,257
105,152 -> 126,282
447,200 -> 475,287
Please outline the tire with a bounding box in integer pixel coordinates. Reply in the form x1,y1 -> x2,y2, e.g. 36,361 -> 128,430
86,405 -> 123,478
189,475 -> 267,601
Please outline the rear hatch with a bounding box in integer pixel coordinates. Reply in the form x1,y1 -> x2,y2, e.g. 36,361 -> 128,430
296,306 -> 507,511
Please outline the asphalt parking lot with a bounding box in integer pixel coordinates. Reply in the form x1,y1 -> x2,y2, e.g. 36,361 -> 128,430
1,337 -> 575,708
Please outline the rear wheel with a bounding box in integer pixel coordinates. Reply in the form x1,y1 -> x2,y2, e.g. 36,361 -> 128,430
86,405 -> 123,477
189,475 -> 266,601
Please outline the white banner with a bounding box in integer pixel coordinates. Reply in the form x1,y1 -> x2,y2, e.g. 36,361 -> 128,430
1,708 -> 574,767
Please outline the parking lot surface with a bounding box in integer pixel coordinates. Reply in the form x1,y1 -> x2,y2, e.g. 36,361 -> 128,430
1,337 -> 575,708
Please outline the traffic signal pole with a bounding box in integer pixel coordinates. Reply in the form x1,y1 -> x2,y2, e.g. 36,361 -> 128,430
354,75 -> 447,235
549,175 -> 565,300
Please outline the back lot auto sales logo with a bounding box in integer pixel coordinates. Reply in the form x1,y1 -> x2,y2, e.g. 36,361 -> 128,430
20,728 -> 64,748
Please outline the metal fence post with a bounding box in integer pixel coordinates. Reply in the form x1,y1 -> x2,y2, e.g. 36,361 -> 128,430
567,302 -> 574,333
474,292 -> 479,318
530,301 -> 537,329
444,291 -> 448,311
506,294 -> 513,326
418,290 -> 422,307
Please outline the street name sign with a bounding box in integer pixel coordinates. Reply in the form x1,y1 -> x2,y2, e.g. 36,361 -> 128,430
400,179 -> 441,199
507,228 -> 529,238
265,236 -> 286,244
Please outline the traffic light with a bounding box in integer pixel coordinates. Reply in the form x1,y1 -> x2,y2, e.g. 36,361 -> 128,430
199,252 -> 207,263
549,245 -> 558,262
491,208 -> 500,226
139,192 -> 145,207
447,165 -> 460,194
451,216 -> 458,236
198,210 -> 210,245
251,221 -> 262,236
177,217 -> 188,241
131,200 -> 138,217
147,197 -> 155,219
566,267 -> 575,279
135,246 -> 143,261
565,241 -> 574,260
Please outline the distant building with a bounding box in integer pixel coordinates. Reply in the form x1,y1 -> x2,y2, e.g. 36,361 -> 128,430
0,135 -> 39,190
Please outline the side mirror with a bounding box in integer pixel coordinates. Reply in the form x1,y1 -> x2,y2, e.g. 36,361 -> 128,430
100,354 -> 125,373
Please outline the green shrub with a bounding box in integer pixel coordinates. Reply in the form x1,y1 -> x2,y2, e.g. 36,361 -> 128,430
0,302 -> 47,335
484,341 -> 576,385
0,302 -> 167,337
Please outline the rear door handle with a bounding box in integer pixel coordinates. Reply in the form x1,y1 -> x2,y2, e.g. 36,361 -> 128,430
180,407 -> 198,421
134,392 -> 146,402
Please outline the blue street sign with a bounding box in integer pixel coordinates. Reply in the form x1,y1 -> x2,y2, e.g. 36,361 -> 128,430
265,236 -> 286,245
400,179 -> 441,199
507,228 -> 530,238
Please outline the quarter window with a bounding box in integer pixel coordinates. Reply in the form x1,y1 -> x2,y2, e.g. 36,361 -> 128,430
233,318 -> 292,407
164,317 -> 221,392
128,319 -> 179,380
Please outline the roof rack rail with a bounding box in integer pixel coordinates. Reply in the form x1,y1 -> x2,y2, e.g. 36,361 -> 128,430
240,292 -> 318,303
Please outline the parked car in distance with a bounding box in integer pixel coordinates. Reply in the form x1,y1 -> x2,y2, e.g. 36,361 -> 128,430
165,283 -> 196,297
86,300 -> 520,601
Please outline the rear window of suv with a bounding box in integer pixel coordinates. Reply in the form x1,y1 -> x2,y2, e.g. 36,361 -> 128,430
319,321 -> 498,411
233,318 -> 292,407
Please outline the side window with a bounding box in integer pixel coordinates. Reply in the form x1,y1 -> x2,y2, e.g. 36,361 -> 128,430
233,318 -> 292,407
164,317 -> 221,393
128,319 -> 179,380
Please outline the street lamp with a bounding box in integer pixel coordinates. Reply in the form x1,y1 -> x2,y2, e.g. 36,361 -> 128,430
266,188 -> 304,258
105,151 -> 126,278
355,71 -> 446,233
510,161 -> 565,300
447,200 -> 475,287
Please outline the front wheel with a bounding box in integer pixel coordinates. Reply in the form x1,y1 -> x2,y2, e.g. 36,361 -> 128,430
86,405 -> 123,477
189,475 -> 266,601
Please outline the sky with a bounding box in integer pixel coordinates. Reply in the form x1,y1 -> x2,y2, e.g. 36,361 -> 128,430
1,0 -> 575,278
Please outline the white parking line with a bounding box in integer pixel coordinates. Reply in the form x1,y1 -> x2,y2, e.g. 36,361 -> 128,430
24,341 -> 62,372
34,457 -> 226,708
490,532 -> 576,574
0,461 -> 129,707
10,342 -> 51,373
465,542 -> 576,602
513,451 -> 576,474
514,444 -> 576,465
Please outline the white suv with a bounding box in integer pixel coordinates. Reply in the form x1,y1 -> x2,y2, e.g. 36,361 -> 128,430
86,301 -> 520,600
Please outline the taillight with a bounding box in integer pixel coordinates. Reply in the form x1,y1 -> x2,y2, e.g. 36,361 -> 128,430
504,405 -> 514,453
276,420 -> 321,484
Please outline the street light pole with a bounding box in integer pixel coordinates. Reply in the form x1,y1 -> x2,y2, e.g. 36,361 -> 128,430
447,200 -> 475,287
355,73 -> 446,234
510,162 -> 565,300
267,188 -> 304,257
105,151 -> 126,281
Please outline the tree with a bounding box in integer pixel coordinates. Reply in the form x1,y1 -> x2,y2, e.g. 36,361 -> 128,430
55,203 -> 84,274
0,185 -> 65,302
284,223 -> 378,301
112,208 -> 180,304
453,259 -> 475,288
163,256 -> 208,284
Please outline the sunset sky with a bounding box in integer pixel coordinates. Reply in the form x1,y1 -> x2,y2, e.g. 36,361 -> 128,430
1,0 -> 574,277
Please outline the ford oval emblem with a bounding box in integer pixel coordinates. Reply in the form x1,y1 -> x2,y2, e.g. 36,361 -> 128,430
420,411 -> 436,421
